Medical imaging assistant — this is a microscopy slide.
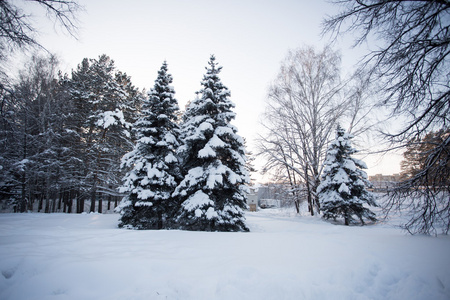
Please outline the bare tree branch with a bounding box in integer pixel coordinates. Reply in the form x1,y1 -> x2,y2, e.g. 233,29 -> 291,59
324,0 -> 450,234
0,0 -> 81,59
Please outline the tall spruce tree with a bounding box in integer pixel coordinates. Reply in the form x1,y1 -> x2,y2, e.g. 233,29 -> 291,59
173,55 -> 249,232
118,61 -> 181,229
317,125 -> 377,225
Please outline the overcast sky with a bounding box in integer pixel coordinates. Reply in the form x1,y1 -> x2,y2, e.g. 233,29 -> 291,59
25,0 -> 402,179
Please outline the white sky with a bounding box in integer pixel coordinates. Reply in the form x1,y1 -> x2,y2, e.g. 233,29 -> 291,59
23,0 -> 402,180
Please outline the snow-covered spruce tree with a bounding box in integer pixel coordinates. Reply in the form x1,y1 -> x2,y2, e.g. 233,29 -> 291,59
118,61 -> 181,229
173,55 -> 249,232
317,125 -> 377,226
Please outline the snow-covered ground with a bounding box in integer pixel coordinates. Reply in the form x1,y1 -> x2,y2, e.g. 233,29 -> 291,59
0,209 -> 449,300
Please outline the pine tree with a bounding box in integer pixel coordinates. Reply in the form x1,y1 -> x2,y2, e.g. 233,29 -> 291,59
118,61 -> 181,229
68,55 -> 139,213
317,125 -> 377,225
173,55 -> 249,232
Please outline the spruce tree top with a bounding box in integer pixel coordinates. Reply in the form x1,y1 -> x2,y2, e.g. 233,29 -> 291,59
184,55 -> 235,124
147,61 -> 179,122
179,55 -> 245,171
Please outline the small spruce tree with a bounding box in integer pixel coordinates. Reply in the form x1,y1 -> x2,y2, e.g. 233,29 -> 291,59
118,61 -> 181,229
317,125 -> 377,225
173,55 -> 249,232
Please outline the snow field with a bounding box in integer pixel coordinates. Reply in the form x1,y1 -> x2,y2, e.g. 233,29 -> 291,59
0,210 -> 449,300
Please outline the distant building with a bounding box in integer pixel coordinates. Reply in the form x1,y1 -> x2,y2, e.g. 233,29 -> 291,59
245,184 -> 286,209
254,184 -> 292,208
369,174 -> 401,192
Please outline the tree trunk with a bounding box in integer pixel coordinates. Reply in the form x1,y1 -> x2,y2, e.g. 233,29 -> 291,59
344,214 -> 350,226
294,196 -> 300,214
305,166 -> 314,216
38,194 -> 43,212
19,176 -> 27,213
90,185 -> 96,213
98,195 -> 102,214
27,194 -> 34,211
44,197 -> 50,213
76,190 -> 85,213
76,196 -> 81,213
63,192 -> 67,212
67,191 -> 73,214
19,120 -> 27,213
57,190 -> 63,211
158,211 -> 163,229
313,175 -> 321,213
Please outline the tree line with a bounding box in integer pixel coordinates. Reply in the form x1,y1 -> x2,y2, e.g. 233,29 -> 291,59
0,54 -> 143,213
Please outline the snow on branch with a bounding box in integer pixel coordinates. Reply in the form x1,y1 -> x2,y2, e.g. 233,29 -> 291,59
96,109 -> 130,129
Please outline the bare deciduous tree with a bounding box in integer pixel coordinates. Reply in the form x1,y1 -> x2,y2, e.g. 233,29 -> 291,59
0,0 -> 81,134
0,0 -> 80,57
324,0 -> 450,234
257,45 -> 347,215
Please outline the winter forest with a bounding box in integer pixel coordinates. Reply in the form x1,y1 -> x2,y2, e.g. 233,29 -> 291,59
0,0 -> 449,233
0,50 -> 251,231
0,1 -> 449,298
